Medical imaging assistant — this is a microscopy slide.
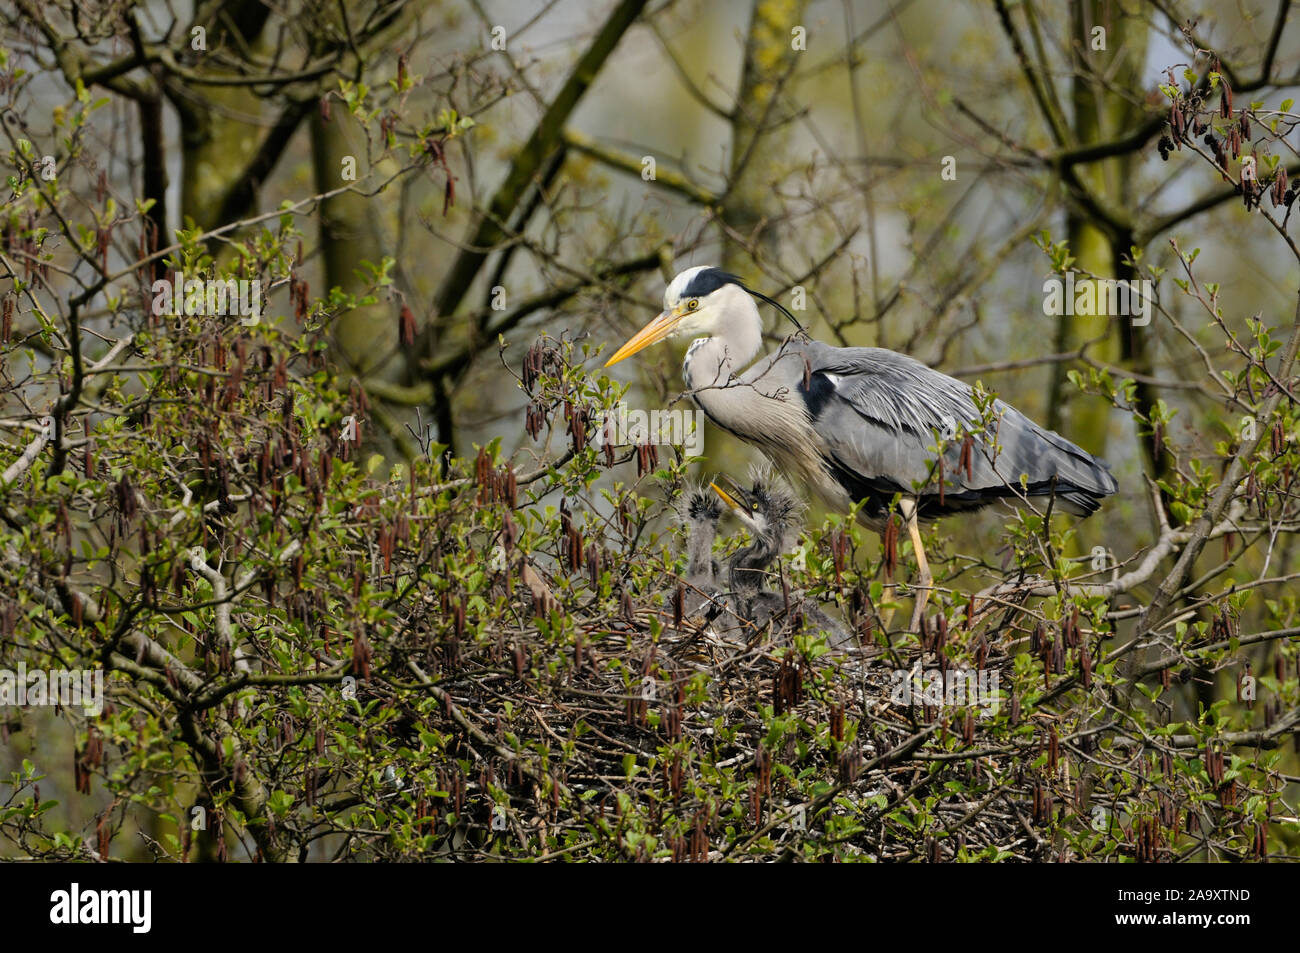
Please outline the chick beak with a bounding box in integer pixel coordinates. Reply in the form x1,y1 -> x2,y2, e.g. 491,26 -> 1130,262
604,309 -> 681,367
710,476 -> 756,525
709,481 -> 742,514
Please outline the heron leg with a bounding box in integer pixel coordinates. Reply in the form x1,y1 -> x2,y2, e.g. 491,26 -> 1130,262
879,535 -> 898,631
903,500 -> 933,633
880,580 -> 897,629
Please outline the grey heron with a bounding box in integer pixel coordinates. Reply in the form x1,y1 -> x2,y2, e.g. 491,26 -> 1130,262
606,265 -> 1119,629
710,470 -> 855,651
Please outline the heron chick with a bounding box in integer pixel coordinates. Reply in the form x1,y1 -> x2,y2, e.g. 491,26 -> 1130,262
674,483 -> 724,617
607,266 -> 1119,630
711,470 -> 855,651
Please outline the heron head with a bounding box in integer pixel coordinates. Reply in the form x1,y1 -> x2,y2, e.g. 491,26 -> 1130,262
676,483 -> 723,527
710,470 -> 803,544
604,266 -> 753,366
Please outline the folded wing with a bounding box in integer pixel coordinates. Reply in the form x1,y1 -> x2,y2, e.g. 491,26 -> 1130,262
794,341 -> 1118,519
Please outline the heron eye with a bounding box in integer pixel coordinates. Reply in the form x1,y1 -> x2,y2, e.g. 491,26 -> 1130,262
686,298 -> 699,311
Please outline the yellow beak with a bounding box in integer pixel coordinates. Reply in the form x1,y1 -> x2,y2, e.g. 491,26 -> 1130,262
709,481 -> 742,513
604,309 -> 681,367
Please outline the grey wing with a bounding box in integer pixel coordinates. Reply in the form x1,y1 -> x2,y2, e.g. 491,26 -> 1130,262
795,341 -> 1118,518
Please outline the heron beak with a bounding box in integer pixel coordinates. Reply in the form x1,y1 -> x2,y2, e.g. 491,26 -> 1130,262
709,481 -> 742,513
604,309 -> 680,367
710,476 -> 754,514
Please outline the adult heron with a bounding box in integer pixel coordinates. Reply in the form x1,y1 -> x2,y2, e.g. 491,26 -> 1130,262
605,265 -> 1119,628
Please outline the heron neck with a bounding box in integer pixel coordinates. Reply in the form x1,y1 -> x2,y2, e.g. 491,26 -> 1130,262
729,538 -> 775,594
681,302 -> 762,390
686,522 -> 716,578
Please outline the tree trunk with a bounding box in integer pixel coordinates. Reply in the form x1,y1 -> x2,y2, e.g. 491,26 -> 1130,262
1047,0 -> 1148,463
721,0 -> 808,279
